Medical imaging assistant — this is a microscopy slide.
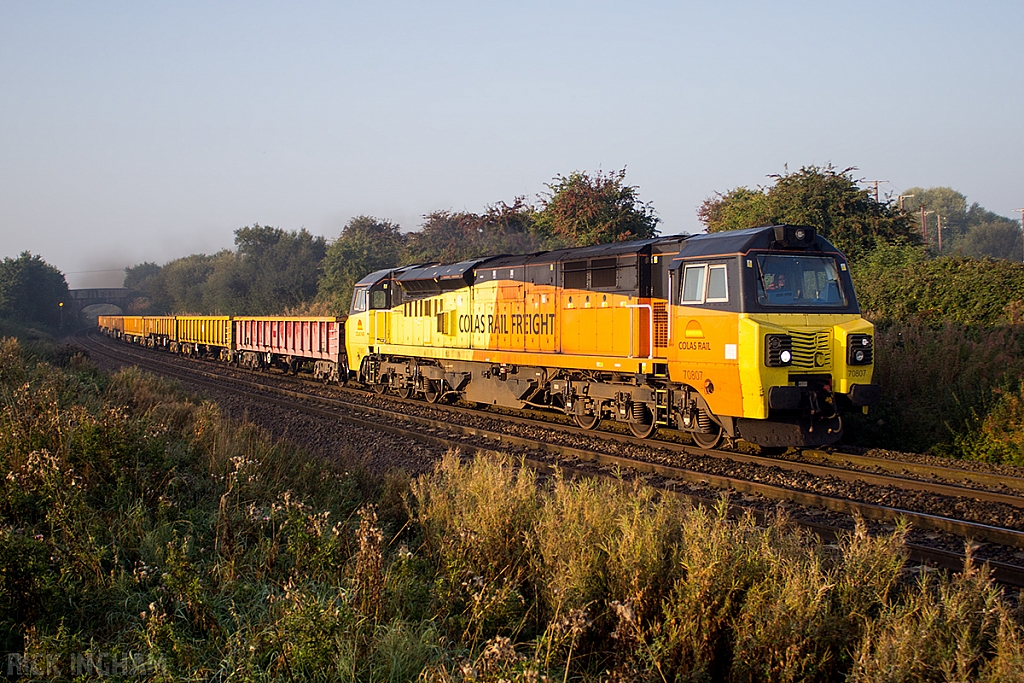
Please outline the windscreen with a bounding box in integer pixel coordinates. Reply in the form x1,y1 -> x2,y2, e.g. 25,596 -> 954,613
755,254 -> 847,307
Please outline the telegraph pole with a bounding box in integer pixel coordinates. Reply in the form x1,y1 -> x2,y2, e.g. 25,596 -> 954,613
920,207 -> 934,248
1015,208 -> 1024,263
899,194 -> 915,211
865,180 -> 889,204
937,215 -> 943,253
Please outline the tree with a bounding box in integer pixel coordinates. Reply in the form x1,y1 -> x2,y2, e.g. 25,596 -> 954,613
123,262 -> 161,291
147,253 -> 220,314
698,165 -> 919,259
318,216 -> 406,314
0,252 -> 70,328
951,220 -> 1023,262
533,169 -> 660,248
903,186 -> 1021,259
402,199 -> 541,266
901,187 -> 970,247
232,225 -> 327,314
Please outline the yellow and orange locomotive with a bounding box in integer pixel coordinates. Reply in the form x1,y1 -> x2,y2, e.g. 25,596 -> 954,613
346,225 -> 879,447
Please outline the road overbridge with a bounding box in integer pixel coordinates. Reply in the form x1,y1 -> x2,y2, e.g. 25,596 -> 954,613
68,288 -> 142,323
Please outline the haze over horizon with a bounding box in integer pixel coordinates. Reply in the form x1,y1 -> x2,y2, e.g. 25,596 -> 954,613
3,1 -> 1022,288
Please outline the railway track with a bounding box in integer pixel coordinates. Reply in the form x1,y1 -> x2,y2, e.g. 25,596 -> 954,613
78,330 -> 1024,587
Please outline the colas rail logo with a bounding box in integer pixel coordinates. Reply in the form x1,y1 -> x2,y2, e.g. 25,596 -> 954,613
460,313 -> 556,336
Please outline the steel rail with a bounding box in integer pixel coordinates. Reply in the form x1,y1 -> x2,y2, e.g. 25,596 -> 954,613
798,449 -> 1024,495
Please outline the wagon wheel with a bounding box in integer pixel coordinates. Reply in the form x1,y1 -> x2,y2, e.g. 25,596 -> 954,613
422,380 -> 441,404
691,425 -> 723,449
628,404 -> 658,439
573,412 -> 601,430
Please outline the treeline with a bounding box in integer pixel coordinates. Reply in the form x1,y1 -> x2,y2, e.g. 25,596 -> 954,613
124,226 -> 328,316
902,187 -> 1022,261
0,252 -> 70,330
125,169 -> 659,316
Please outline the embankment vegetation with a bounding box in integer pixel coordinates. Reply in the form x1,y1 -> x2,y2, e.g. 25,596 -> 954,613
845,245 -> 1024,462
3,337 -> 1024,681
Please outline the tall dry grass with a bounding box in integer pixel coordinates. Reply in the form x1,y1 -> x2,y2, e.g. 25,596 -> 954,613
409,455 -> 1024,682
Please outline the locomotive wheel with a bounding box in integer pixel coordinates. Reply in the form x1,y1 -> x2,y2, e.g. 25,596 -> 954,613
373,382 -> 387,395
573,412 -> 600,430
396,386 -> 412,399
422,380 -> 441,403
691,425 -> 723,449
628,405 -> 657,439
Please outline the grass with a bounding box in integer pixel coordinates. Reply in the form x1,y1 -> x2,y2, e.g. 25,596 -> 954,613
4,335 -> 1024,681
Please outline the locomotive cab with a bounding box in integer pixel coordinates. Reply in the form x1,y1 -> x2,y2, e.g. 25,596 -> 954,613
347,268 -> 400,377
667,224 -> 879,447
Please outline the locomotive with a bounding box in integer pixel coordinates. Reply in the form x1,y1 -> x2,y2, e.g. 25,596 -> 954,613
345,225 -> 879,447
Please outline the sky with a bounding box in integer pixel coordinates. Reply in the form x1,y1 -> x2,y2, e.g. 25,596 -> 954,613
2,1 -> 1022,288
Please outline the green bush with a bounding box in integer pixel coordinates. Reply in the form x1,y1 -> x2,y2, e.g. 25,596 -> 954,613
841,251 -> 1024,461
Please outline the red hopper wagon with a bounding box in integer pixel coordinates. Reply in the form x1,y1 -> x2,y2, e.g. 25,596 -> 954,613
233,316 -> 346,383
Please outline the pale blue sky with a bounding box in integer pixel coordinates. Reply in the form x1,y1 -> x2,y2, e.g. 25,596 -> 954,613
2,1 -> 1022,287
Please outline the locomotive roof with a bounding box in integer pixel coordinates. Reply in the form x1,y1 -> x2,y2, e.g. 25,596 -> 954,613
355,226 -> 838,293
671,225 -> 837,261
482,235 -> 690,269
354,267 -> 401,287
396,259 -> 484,284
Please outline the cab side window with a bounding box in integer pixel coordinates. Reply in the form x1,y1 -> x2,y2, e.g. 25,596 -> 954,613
352,288 -> 368,312
681,263 -> 729,304
370,289 -> 388,310
707,265 -> 728,302
681,265 -> 706,303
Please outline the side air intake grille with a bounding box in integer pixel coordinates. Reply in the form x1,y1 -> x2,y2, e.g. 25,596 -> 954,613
653,303 -> 668,348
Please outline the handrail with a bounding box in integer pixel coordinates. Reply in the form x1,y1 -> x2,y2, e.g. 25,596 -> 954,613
625,303 -> 654,359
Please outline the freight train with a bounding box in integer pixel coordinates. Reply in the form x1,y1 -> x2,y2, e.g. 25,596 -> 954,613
97,315 -> 347,383
98,224 -> 879,448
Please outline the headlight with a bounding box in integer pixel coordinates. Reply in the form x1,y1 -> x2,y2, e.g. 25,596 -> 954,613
765,334 -> 793,367
848,334 -> 873,365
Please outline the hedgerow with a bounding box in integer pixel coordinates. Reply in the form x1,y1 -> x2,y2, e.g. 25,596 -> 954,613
853,247 -> 1024,327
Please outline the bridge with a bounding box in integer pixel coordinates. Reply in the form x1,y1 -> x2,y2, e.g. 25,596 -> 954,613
68,288 -> 140,317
